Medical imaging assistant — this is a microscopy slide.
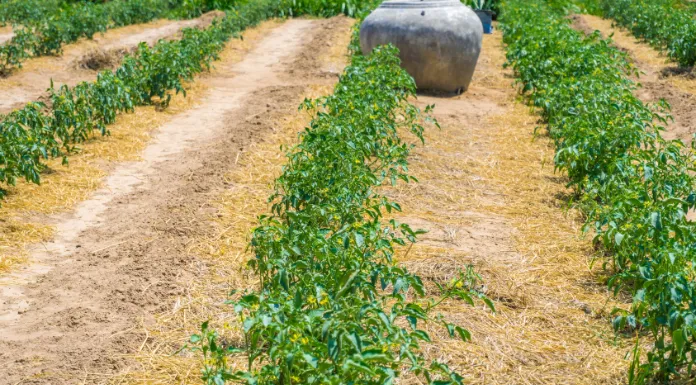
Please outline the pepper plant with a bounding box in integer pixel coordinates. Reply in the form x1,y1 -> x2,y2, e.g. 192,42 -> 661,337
0,0 -> 284,195
189,23 -> 493,385
600,0 -> 696,67
502,0 -> 696,382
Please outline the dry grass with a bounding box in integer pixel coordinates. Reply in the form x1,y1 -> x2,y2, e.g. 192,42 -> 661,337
107,20 -> 354,385
74,47 -> 130,70
382,31 -> 639,384
0,20 -> 282,274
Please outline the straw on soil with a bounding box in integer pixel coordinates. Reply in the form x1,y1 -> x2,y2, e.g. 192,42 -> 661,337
384,29 -> 639,384
0,20 -> 282,274
105,18 -> 355,385
74,47 -> 131,71
108,84 -> 332,385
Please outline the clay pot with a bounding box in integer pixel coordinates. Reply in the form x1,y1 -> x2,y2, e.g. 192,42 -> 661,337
360,0 -> 483,92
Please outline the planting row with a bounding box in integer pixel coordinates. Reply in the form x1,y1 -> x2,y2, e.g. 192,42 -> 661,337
0,0 -> 375,197
190,10 -> 492,385
0,0 -> 64,26
0,0 -> 287,196
0,0 -> 224,74
502,0 -> 696,382
598,0 -> 696,66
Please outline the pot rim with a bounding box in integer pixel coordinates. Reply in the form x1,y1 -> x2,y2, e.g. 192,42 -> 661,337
378,0 -> 464,9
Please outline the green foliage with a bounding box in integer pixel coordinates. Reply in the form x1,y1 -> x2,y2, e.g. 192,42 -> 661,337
0,0 -> 64,26
0,0 -> 204,74
600,0 -> 696,66
275,0 -> 381,18
0,0 -> 283,194
502,0 -> 696,382
462,0 -> 498,13
189,28 -> 493,385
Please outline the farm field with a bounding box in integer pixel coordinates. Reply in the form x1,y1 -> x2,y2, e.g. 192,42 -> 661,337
0,0 -> 227,74
3,0 -> 696,384
571,14 -> 696,143
0,12 -> 222,113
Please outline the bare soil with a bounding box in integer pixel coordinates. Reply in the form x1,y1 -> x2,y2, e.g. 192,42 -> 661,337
0,17 -> 346,384
0,26 -> 12,45
0,12 -> 224,114
571,14 -> 696,142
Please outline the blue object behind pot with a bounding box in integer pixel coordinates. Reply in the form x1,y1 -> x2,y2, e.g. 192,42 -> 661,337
474,10 -> 493,34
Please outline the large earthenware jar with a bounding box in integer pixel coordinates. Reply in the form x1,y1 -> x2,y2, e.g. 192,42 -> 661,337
360,0 -> 483,92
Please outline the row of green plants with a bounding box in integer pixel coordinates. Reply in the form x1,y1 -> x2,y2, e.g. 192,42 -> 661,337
0,0 -> 238,75
0,0 -> 207,26
0,0 -> 377,195
190,13 -> 493,385
274,0 -> 376,18
0,0 -> 379,75
0,0 -> 65,26
0,0 -> 286,196
502,0 -> 696,382
598,0 -> 696,67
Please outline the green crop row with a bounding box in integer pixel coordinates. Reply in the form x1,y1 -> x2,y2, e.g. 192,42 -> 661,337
189,13 -> 492,385
0,0 -> 376,195
275,0 -> 378,18
502,0 -> 696,382
0,0 -> 379,75
0,0 -> 65,26
599,0 -> 696,67
0,0 -> 223,74
0,0 -> 286,196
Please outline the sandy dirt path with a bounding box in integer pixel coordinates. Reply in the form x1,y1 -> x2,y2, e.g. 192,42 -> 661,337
0,17 -> 344,384
571,14 -> 696,142
388,29 -> 631,383
0,12 -> 222,113
0,26 -> 12,45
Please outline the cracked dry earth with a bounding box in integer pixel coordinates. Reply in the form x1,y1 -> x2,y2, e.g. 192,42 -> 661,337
0,17 -> 352,384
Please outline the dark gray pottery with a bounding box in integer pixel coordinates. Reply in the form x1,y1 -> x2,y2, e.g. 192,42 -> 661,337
360,0 -> 483,92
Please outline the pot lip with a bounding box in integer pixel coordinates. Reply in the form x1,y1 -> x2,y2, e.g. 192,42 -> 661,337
378,0 -> 464,9
473,9 -> 495,14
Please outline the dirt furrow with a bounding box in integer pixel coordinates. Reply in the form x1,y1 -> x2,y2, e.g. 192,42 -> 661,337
0,26 -> 12,45
385,29 -> 630,383
0,12 -> 223,114
571,14 -> 696,142
0,17 -> 342,384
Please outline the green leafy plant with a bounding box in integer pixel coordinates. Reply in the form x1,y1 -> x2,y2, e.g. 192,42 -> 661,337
501,0 -> 696,382
600,0 -> 696,66
188,17 -> 493,385
469,0 -> 494,11
0,0 -> 284,196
